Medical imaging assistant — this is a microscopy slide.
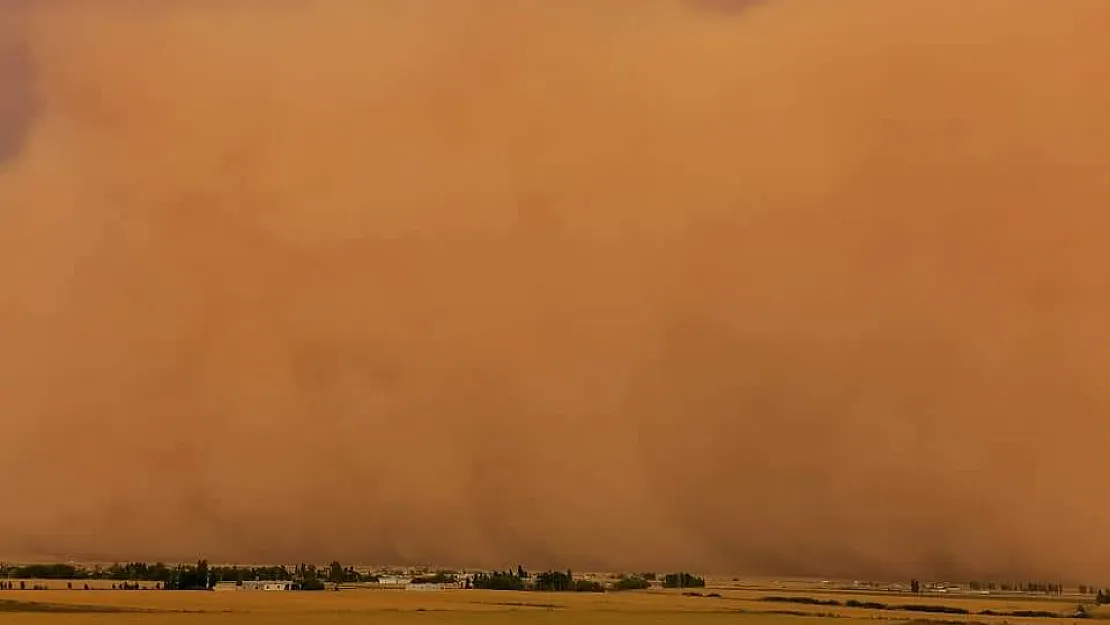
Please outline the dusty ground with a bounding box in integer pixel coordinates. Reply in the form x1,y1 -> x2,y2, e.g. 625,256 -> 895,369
1,580 -> 1105,624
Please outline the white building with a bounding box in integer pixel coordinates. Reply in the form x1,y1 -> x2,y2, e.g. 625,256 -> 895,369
407,582 -> 456,591
213,580 -> 294,592
376,575 -> 412,588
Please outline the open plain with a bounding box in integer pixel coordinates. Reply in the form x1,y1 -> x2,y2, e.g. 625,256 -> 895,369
2,581 -> 1107,625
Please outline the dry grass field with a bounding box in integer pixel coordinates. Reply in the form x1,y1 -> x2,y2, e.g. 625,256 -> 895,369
2,581 -> 1107,625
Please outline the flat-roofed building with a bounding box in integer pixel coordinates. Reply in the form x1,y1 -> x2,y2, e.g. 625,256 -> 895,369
213,580 -> 294,591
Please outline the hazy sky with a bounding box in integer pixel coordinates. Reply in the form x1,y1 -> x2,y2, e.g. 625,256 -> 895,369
1,0 -> 1109,580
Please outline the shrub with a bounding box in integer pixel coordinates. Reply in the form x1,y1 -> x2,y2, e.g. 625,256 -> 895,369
898,604 -> 969,615
612,576 -> 651,591
574,580 -> 605,593
765,596 -> 842,607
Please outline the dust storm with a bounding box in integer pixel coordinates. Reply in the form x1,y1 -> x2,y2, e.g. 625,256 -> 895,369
1,0 -> 1109,580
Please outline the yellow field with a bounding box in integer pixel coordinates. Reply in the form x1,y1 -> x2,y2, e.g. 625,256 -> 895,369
2,583 -> 1107,625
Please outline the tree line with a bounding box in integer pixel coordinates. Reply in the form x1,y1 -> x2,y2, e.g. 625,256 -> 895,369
904,578 -> 1109,598
0,561 -> 211,588
0,560 -> 708,594
468,565 -> 702,593
1080,585 -> 1110,600
0,560 -> 377,591
469,568 -> 606,592
967,581 -> 1066,594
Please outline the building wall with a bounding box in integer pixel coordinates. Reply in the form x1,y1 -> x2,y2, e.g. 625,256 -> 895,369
407,583 -> 455,591
214,581 -> 293,591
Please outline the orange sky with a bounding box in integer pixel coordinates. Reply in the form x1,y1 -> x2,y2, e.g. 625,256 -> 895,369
1,0 -> 1109,579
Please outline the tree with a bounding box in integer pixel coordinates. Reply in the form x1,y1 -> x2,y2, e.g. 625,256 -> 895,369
910,579 -> 920,593
612,575 -> 651,591
164,560 -> 212,590
328,561 -> 345,585
197,560 -> 211,589
663,573 -> 705,589
534,570 -> 574,592
471,570 -> 526,591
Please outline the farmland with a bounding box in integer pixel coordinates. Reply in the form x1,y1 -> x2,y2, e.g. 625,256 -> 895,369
1,579 -> 1107,625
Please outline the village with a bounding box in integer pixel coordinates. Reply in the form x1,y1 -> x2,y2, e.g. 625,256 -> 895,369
0,561 -> 695,593
211,570 -> 474,593
211,567 -> 667,592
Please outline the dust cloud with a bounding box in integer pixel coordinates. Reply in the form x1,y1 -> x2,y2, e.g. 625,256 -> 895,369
1,0 -> 1109,581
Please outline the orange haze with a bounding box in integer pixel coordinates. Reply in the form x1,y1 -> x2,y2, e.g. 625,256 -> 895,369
1,0 -> 1109,580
